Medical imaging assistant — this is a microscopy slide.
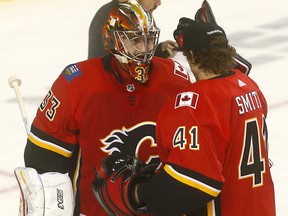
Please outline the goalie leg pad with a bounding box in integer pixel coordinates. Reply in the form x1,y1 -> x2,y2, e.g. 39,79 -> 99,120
14,167 -> 45,216
14,167 -> 75,216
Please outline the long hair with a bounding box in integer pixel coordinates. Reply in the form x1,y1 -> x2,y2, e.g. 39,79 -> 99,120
184,36 -> 236,75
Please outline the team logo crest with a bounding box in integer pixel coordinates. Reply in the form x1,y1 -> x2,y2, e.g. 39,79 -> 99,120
100,122 -> 159,165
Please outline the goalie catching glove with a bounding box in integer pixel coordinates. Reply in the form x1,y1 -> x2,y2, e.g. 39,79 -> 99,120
92,152 -> 157,216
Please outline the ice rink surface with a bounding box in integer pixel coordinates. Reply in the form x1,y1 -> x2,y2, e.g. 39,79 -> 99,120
1,0 -> 288,215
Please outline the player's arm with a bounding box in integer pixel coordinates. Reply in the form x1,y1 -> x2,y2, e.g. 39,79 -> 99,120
137,162 -> 222,216
22,127 -> 77,215
136,93 -> 225,215
24,72 -> 78,174
93,154 -> 222,216
18,66 -> 80,215
93,107 -> 224,215
24,125 -> 77,174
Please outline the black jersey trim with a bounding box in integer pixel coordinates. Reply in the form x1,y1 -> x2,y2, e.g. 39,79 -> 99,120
164,163 -> 223,197
29,125 -> 75,157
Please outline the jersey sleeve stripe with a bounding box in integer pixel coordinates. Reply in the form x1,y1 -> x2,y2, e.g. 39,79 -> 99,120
28,132 -> 73,158
164,164 -> 221,197
207,200 -> 216,216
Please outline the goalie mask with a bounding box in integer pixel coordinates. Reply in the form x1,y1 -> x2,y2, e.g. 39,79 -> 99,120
103,0 -> 160,83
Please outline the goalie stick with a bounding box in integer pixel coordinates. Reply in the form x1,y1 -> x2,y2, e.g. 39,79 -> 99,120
8,75 -> 30,135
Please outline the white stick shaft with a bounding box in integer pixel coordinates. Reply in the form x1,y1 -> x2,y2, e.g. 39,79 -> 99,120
11,81 -> 30,135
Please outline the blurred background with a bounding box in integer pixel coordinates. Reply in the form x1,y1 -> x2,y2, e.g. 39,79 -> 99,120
1,0 -> 287,215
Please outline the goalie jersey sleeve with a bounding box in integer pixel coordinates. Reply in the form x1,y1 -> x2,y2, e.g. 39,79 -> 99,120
140,70 -> 276,216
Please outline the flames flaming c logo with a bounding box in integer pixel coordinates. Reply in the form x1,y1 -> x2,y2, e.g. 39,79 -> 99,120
100,122 -> 159,165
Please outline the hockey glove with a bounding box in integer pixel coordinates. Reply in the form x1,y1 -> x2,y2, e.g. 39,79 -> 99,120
194,0 -> 217,24
173,17 -> 195,44
194,0 -> 252,75
173,0 -> 252,75
92,152 -> 157,216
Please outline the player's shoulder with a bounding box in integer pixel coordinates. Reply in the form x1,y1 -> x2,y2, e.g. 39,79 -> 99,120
170,73 -> 235,109
232,69 -> 261,90
60,58 -> 103,84
151,57 -> 191,82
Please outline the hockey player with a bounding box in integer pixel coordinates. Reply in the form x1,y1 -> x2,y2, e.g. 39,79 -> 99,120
15,1 -> 191,215
92,15 -> 276,216
88,0 -> 178,59
136,19 -> 276,216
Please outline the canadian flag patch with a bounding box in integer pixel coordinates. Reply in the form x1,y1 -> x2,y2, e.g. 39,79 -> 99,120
175,91 -> 199,109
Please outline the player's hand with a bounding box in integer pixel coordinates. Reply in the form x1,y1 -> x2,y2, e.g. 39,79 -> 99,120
156,40 -> 178,58
92,152 -> 157,216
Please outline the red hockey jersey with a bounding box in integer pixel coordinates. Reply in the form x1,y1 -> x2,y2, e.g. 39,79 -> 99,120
153,70 -> 276,216
24,55 -> 191,215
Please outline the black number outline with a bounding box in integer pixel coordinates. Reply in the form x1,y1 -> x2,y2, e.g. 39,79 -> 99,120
239,118 -> 266,187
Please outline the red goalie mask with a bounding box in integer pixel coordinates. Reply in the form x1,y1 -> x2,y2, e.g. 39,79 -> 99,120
102,1 -> 160,83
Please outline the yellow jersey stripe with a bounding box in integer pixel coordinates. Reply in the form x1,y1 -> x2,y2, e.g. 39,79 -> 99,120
72,149 -> 81,194
28,133 -> 72,158
164,164 -> 220,197
207,200 -> 216,216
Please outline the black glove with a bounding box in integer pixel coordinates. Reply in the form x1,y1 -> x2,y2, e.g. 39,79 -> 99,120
195,0 -> 252,75
92,152 -> 157,216
174,1 -> 252,75
173,17 -> 195,43
194,0 -> 217,23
